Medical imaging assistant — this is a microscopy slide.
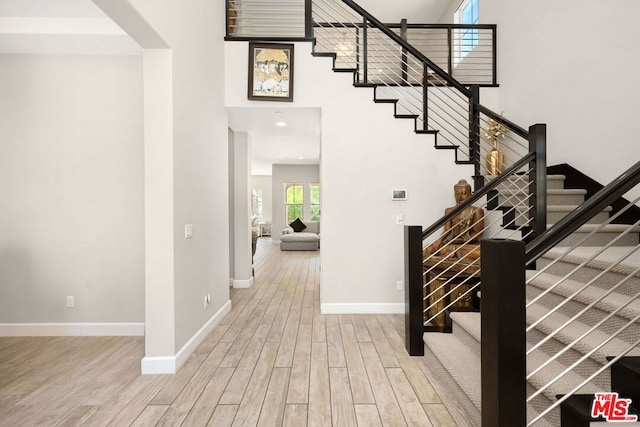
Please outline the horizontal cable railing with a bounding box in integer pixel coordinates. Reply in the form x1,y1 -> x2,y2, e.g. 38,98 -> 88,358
226,0 -> 310,39
522,160 -> 640,426
225,0 -> 496,86
420,150 -> 542,332
395,23 -> 496,85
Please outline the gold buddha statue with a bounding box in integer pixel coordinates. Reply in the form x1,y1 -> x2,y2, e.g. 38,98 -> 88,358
424,179 -> 485,261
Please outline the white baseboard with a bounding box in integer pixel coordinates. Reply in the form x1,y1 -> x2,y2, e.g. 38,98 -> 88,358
320,303 -> 404,314
141,299 -> 232,375
233,277 -> 254,289
0,322 -> 145,337
140,356 -> 176,375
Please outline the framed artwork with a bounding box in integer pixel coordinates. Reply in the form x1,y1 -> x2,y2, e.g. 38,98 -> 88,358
248,42 -> 294,102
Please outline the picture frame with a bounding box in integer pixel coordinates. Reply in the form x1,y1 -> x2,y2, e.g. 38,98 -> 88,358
248,42 -> 294,102
391,189 -> 407,201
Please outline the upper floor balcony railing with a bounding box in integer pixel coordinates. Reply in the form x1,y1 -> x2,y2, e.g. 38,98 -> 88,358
225,0 -> 497,86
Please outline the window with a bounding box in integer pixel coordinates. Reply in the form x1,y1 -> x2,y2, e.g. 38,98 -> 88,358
455,0 -> 479,62
310,183 -> 320,220
285,183 -> 303,223
251,189 -> 263,222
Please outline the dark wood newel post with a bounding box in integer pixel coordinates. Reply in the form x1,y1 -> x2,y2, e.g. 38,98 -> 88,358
362,17 -> 369,83
304,0 -> 313,39
400,18 -> 408,83
447,27 -> 453,76
481,239 -> 526,427
405,225 -> 424,356
529,123 -> 547,241
422,65 -> 428,132
469,85 -> 482,190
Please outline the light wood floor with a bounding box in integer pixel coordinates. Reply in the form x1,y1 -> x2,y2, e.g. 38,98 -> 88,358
0,239 -> 458,426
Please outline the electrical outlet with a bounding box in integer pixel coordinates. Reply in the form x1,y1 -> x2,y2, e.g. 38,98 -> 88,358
185,224 -> 193,239
66,296 -> 75,308
396,280 -> 403,291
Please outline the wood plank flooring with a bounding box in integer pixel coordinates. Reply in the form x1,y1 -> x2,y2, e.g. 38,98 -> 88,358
0,239 -> 458,426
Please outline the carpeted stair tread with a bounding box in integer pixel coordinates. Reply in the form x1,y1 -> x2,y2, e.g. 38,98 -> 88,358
450,312 -> 482,357
423,332 -> 481,410
526,303 -> 640,366
548,205 -> 612,213
542,246 -> 640,277
448,314 -> 484,363
547,206 -> 612,226
547,189 -> 587,195
528,271 -> 640,322
526,343 -> 601,402
549,223 -> 640,233
497,188 -> 586,195
451,312 -> 481,341
488,174 -> 566,186
487,173 -> 566,181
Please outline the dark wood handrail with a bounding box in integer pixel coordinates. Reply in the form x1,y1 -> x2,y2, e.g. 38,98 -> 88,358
314,21 -> 497,31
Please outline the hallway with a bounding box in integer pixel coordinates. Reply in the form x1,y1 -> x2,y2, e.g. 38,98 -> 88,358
0,239 -> 458,426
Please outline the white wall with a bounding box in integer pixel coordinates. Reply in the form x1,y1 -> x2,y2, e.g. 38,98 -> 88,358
128,0 -> 230,362
226,41 -> 472,312
252,175 -> 273,225
438,0 -> 462,23
271,165 -> 320,242
355,0 -> 440,23
481,0 -> 640,184
0,55 -> 144,326
232,132 -> 253,287
229,129 -> 236,278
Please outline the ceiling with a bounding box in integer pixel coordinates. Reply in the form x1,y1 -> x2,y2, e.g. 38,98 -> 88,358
0,0 -> 141,55
1,0 -> 452,176
228,107 -> 321,176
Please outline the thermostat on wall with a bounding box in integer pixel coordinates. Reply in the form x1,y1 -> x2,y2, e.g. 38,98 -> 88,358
391,189 -> 407,200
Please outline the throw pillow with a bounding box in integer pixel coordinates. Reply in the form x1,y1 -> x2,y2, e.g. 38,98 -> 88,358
290,218 -> 307,232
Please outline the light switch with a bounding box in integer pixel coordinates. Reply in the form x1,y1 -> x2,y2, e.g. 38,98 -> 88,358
396,212 -> 403,225
185,224 -> 193,239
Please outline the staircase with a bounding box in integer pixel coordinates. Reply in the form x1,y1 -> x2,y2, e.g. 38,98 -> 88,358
422,174 -> 640,427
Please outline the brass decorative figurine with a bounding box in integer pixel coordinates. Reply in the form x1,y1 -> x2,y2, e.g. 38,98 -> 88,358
484,117 -> 508,175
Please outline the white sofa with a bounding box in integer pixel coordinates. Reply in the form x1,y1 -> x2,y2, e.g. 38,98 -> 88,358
280,220 -> 320,251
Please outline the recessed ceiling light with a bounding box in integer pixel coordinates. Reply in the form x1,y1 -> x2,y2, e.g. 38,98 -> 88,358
275,121 -> 287,127
298,156 -> 304,160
